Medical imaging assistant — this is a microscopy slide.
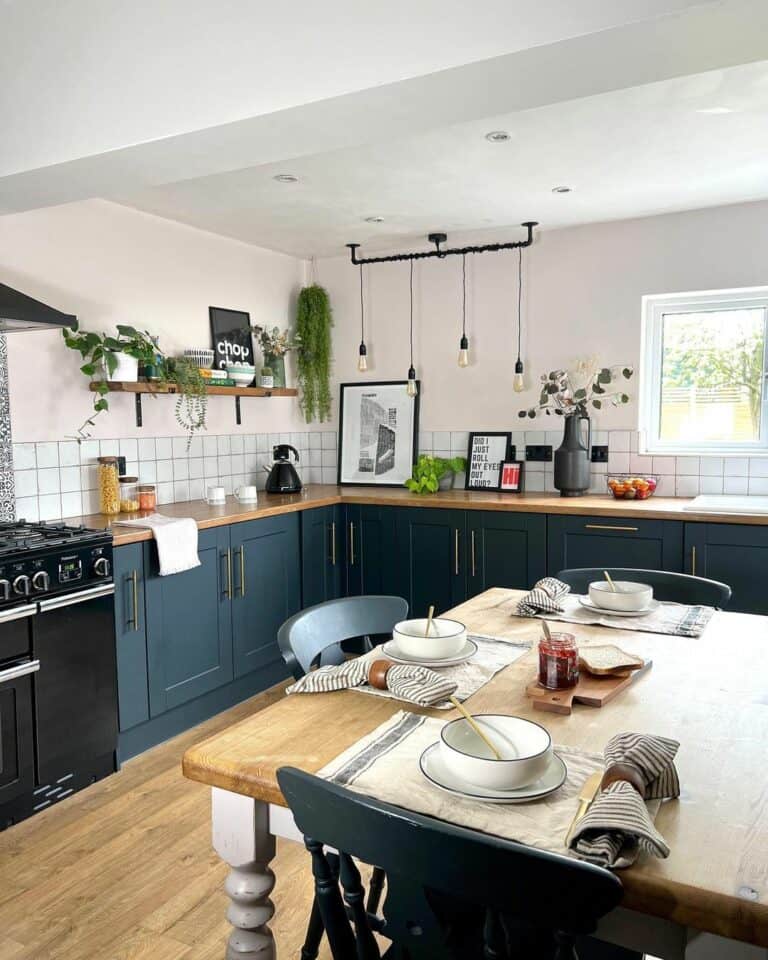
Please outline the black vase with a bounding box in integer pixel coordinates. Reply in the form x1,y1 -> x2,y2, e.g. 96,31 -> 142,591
554,414 -> 591,497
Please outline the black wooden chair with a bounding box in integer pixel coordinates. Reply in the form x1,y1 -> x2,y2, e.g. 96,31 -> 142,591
277,595 -> 409,680
556,567 -> 731,608
278,766 -> 631,960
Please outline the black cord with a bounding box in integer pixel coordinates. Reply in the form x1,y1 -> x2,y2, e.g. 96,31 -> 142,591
359,263 -> 365,343
409,260 -> 414,368
516,246 -> 522,362
461,253 -> 467,337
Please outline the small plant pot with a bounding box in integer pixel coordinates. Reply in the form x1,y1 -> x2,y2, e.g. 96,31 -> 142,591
109,352 -> 139,382
438,473 -> 454,491
260,369 -> 274,389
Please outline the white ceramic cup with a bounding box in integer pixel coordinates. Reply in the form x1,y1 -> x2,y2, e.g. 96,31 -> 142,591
204,485 -> 226,505
234,485 -> 258,503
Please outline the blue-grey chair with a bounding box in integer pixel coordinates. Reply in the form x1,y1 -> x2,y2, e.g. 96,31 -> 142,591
277,594 -> 409,680
556,567 -> 731,608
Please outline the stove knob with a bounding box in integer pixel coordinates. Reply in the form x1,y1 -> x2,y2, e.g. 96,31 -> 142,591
93,557 -> 111,578
13,574 -> 31,597
32,570 -> 51,592
0,579 -> 10,602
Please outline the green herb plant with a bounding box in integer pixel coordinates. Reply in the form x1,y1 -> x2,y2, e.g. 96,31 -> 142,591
295,285 -> 333,422
405,455 -> 467,494
166,357 -> 208,448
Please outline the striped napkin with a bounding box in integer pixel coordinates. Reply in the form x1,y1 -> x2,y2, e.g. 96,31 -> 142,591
517,577 -> 571,616
568,732 -> 680,868
286,659 -> 457,708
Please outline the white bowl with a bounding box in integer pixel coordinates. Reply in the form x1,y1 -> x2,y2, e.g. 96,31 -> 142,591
588,580 -> 653,612
183,348 -> 215,369
439,715 -> 553,791
392,618 -> 466,660
227,369 -> 256,387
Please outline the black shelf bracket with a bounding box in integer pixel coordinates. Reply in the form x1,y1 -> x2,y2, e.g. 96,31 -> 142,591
235,395 -> 241,426
135,393 -> 143,428
346,221 -> 538,265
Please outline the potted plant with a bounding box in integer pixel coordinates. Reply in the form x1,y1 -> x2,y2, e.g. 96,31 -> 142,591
252,325 -> 299,389
165,357 -> 208,447
405,455 -> 468,494
260,365 -> 274,389
295,285 -> 333,422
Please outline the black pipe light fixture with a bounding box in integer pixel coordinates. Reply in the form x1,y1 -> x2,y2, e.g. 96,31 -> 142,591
513,246 -> 525,393
406,260 -> 418,398
458,253 -> 469,368
357,263 -> 368,372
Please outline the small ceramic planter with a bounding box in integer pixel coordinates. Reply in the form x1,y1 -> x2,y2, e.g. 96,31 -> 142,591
260,367 -> 274,389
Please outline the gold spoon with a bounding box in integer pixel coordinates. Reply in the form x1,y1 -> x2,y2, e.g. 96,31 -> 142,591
449,696 -> 503,761
604,570 -> 617,592
541,619 -> 552,641
425,605 -> 435,637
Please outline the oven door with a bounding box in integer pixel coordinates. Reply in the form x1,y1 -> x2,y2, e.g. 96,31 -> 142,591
35,584 -> 118,787
0,656 -> 38,809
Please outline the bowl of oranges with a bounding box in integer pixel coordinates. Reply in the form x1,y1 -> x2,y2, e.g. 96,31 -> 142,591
606,475 -> 658,500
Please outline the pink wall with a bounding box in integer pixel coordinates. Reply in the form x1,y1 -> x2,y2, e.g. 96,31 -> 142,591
1,200 -> 314,442
317,199 -> 768,432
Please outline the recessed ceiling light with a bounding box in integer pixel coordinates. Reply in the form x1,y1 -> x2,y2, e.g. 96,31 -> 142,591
485,130 -> 511,143
552,185 -> 572,193
364,216 -> 385,223
273,174 -> 299,183
696,106 -> 734,115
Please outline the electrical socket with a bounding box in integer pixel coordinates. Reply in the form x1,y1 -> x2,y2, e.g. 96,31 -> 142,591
591,445 -> 609,463
525,445 -> 552,462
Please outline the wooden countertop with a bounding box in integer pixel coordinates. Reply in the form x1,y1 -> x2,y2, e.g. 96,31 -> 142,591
182,588 -> 768,946
68,485 -> 768,547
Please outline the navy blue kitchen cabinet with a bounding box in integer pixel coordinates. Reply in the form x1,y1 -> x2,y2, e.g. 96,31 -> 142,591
467,511 -> 547,597
684,522 -> 768,613
547,514 -> 683,576
113,541 -> 149,731
345,504 -> 398,597
231,514 -> 300,678
395,507 -> 467,617
301,505 -> 344,608
144,526 -> 233,715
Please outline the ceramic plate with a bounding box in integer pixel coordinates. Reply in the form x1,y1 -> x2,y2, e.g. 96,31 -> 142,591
578,596 -> 660,618
419,742 -> 567,804
381,637 -> 478,667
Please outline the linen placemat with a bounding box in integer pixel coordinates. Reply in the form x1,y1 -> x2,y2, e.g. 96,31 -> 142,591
514,593 -> 714,638
353,634 -> 531,709
319,711 -> 662,868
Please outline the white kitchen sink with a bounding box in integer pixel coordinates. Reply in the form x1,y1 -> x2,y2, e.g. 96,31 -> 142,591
683,495 -> 768,515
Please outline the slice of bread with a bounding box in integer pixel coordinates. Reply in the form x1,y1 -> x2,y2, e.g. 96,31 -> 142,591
579,644 -> 644,676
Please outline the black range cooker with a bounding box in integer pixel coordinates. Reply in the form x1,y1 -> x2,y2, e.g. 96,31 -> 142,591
0,520 -> 118,828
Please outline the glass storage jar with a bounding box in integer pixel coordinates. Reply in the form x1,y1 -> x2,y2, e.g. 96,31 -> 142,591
137,483 -> 156,511
119,476 -> 140,513
97,456 -> 121,515
538,632 -> 579,690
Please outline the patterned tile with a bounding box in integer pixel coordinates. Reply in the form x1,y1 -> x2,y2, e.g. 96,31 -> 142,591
0,337 -> 15,521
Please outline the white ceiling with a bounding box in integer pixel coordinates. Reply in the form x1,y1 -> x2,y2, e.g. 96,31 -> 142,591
115,60 -> 768,258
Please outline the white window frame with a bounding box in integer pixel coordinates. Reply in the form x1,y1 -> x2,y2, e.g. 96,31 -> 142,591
640,287 -> 768,456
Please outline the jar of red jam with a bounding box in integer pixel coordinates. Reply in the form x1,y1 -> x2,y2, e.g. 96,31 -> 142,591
538,632 -> 579,690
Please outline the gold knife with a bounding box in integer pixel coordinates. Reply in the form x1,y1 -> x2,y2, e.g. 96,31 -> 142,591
565,771 -> 602,844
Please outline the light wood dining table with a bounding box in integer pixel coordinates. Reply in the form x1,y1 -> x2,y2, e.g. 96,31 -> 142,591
182,588 -> 768,960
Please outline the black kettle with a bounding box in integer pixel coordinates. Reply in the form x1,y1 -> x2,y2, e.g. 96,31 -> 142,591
265,444 -> 302,494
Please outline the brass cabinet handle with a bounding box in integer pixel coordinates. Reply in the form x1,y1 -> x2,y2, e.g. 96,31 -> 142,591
239,546 -> 246,597
454,529 -> 460,576
691,545 -> 697,576
584,524 -> 639,532
330,522 -> 337,566
222,549 -> 232,600
470,530 -> 476,578
349,522 -> 356,566
127,569 -> 139,630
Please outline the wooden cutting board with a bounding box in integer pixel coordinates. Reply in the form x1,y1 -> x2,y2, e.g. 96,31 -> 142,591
525,659 -> 653,715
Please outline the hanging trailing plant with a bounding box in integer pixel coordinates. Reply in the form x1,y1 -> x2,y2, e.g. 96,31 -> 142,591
295,285 -> 333,422
166,357 -> 208,447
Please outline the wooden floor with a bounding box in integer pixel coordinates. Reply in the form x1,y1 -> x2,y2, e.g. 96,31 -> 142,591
0,684 -> 331,960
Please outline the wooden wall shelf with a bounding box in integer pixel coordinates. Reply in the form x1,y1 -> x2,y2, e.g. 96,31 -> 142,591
90,380 -> 298,426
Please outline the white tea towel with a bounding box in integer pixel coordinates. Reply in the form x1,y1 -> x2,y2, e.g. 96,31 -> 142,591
286,660 -> 457,707
320,712 -> 666,870
113,514 -> 201,575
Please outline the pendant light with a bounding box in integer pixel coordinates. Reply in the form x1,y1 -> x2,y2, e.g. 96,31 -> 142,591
357,263 -> 368,372
406,260 -> 418,398
513,246 -> 525,393
458,253 -> 469,367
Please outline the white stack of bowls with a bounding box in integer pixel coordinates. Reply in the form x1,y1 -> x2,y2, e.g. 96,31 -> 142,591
588,580 -> 653,612
226,363 -> 256,387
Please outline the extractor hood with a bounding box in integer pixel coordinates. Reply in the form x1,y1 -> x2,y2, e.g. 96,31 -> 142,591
0,283 -> 76,332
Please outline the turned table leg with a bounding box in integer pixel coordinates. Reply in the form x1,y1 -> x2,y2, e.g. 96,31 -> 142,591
212,787 -> 277,959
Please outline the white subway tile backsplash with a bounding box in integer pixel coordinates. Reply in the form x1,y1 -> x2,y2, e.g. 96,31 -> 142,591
432,431 -> 450,450
629,454 -> 653,474
156,482 -> 173,504
36,442 -> 59,468
231,454 -> 245,475
451,431 -> 469,453
140,461 -> 157,482
37,468 -> 60,495
749,458 -> 768,477
217,435 -> 231,456
58,441 -> 80,467
230,435 -> 244,455
171,437 -> 189,459
60,491 -> 82,517
173,481 -> 190,502
156,460 -> 173,482
15,496 -> 39,521
14,470 -> 37,496
654,476 -> 675,497
321,432 -> 337,450
155,437 -> 172,460
99,439 -> 118,458
309,449 -> 322,467
748,477 -> 768,495
675,476 -> 700,497
13,443 -> 36,470
188,436 -> 203,458
59,466 -> 80,493
723,476 -> 748,495
610,431 -> 631,452
652,457 -> 676,475
418,431 -> 433,452
218,455 -> 232,476
203,435 -> 218,458
699,458 -> 723,476
38,494 -> 61,521
189,479 -> 204,501
80,465 -> 98,490
173,459 -> 189,481
189,458 -> 204,480
204,456 -> 218,478
525,473 -> 545,492
79,440 -> 99,461
137,438 -> 156,461
82,490 -> 100,514
675,457 -> 699,476
120,438 -> 138,461
723,458 -> 748,477
256,433 -> 269,453
244,434 -> 257,454
699,476 -> 723,494
321,466 -> 337,484
608,452 -> 630,474
321,449 -> 336,468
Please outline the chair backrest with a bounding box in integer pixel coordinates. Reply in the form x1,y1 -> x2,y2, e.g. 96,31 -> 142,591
556,567 -> 731,608
277,595 -> 409,679
277,766 -> 623,955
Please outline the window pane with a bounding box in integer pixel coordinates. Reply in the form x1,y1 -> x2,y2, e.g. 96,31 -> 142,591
659,308 -> 765,444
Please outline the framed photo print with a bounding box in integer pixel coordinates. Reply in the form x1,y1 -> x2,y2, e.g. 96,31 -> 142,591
500,460 -> 524,492
338,381 -> 419,486
465,432 -> 512,491
209,306 -> 254,371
